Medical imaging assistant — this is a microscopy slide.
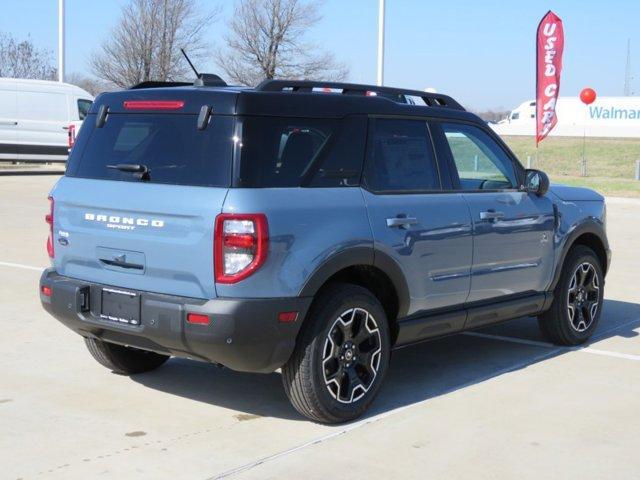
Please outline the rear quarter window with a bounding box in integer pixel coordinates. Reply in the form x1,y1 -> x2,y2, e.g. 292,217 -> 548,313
237,115 -> 366,188
66,113 -> 234,187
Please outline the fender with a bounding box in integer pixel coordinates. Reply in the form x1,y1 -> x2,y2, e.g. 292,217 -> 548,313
299,246 -> 411,318
549,219 -> 610,291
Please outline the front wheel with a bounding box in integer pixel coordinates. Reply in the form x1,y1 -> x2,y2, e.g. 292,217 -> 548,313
538,245 -> 604,345
282,283 -> 391,424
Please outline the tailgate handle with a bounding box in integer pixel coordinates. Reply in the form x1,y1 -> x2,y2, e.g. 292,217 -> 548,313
100,258 -> 144,271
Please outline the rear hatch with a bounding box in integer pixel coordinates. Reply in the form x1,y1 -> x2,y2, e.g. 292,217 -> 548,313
52,88 -> 237,299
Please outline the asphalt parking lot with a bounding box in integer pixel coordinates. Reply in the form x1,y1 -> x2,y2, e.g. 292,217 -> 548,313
1,175 -> 639,480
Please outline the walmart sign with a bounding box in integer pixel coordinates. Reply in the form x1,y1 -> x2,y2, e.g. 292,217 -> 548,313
590,106 -> 640,120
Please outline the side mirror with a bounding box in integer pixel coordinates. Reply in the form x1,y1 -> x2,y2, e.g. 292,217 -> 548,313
525,169 -> 549,196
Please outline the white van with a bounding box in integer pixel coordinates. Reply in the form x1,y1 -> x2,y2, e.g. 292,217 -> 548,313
0,78 -> 94,163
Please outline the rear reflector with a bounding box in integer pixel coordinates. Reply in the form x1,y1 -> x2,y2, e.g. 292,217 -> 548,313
41,286 -> 52,297
187,313 -> 210,325
123,100 -> 185,110
278,311 -> 298,323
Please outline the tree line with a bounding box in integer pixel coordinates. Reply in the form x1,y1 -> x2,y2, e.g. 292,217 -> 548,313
1,0 -> 346,95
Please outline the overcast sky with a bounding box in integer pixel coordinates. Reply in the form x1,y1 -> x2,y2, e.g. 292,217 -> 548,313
1,0 -> 637,110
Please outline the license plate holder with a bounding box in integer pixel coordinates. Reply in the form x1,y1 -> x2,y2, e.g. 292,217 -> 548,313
100,288 -> 140,325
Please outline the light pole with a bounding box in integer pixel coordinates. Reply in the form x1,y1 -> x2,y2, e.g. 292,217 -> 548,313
58,0 -> 65,82
376,0 -> 385,86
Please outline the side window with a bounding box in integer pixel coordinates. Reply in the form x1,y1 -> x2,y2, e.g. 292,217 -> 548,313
441,123 -> 517,190
77,99 -> 93,120
238,116 -> 365,188
364,119 -> 440,192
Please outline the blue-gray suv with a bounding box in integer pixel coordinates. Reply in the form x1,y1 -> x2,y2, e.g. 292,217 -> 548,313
39,77 -> 610,423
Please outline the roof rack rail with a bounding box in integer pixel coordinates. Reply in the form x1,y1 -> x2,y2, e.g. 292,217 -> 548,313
254,80 -> 465,110
130,80 -> 192,90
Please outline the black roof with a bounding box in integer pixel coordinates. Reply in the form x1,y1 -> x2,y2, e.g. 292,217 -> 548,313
90,78 -> 479,123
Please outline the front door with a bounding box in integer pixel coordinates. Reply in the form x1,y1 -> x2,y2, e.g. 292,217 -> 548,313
434,121 -> 555,303
362,118 -> 473,316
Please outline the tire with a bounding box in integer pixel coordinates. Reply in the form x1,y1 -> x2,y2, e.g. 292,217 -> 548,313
84,337 -> 169,375
282,283 -> 391,424
538,245 -> 604,346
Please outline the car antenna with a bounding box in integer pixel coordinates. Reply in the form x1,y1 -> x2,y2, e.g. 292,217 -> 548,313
181,48 -> 200,78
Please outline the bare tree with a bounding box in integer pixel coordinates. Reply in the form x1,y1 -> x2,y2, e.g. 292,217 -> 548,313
65,73 -> 116,96
91,0 -> 219,88
0,33 -> 57,80
217,0 -> 348,86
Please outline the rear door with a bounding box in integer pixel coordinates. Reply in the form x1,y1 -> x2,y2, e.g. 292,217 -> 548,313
17,89 -> 69,161
432,121 -> 555,303
362,118 -> 472,316
0,81 -> 18,160
55,103 -> 235,299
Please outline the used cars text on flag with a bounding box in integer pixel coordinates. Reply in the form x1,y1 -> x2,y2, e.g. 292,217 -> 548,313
536,11 -> 564,145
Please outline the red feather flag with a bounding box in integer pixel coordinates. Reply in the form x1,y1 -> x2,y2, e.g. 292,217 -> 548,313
536,11 -> 564,145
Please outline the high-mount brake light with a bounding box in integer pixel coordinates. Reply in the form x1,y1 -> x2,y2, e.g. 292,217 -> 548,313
123,100 -> 185,110
45,196 -> 54,259
214,214 -> 268,284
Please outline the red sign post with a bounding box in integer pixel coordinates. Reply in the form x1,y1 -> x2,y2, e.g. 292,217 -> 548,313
536,11 -> 564,145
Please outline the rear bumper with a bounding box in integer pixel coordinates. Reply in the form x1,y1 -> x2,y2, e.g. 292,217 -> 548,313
39,269 -> 312,373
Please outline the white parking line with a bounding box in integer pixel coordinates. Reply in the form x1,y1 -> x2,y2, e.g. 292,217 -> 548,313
464,321 -> 640,362
0,260 -> 45,272
579,348 -> 640,361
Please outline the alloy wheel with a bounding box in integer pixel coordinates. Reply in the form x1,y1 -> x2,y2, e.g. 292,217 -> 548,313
567,262 -> 600,332
322,308 -> 382,404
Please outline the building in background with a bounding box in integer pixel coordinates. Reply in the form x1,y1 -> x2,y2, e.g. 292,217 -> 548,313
492,97 -> 640,138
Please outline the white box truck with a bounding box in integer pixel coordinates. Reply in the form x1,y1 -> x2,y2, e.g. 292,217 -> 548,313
0,78 -> 94,163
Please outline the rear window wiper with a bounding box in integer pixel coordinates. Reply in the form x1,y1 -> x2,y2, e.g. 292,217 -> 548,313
106,163 -> 151,181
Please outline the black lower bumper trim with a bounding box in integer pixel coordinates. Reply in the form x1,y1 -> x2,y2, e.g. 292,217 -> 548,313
40,269 -> 312,373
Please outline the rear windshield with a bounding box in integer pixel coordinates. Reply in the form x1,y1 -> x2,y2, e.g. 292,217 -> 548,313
237,115 -> 366,187
66,114 -> 234,187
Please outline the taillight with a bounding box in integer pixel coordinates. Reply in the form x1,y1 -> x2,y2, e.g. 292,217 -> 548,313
67,124 -> 76,149
123,100 -> 185,110
214,214 -> 268,284
45,196 -> 54,259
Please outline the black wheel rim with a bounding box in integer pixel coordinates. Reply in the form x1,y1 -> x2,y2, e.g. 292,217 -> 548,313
322,308 -> 382,404
567,262 -> 600,332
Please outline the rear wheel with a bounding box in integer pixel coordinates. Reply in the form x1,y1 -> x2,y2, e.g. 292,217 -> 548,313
538,245 -> 604,345
84,338 -> 169,375
282,283 -> 391,424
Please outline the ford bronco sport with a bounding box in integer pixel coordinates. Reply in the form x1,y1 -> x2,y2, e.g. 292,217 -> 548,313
40,76 -> 610,423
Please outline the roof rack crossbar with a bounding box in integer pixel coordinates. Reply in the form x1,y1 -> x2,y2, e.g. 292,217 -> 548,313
254,80 -> 465,110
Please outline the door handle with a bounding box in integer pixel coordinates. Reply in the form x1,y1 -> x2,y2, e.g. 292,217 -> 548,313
480,210 -> 505,221
62,126 -> 70,130
0,121 -> 17,126
386,216 -> 418,228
